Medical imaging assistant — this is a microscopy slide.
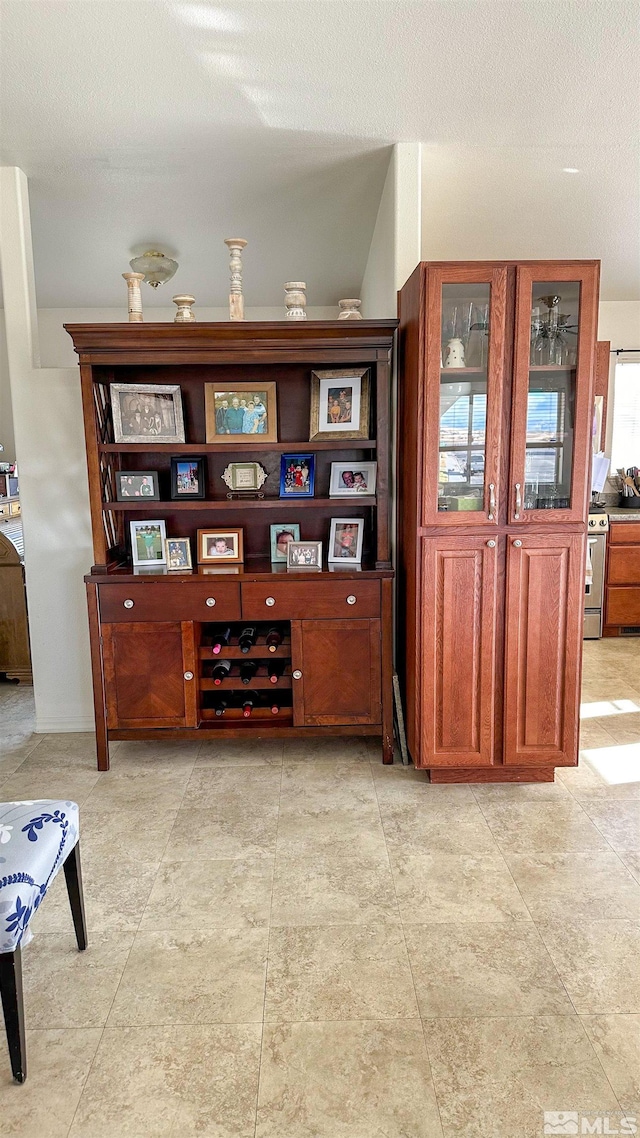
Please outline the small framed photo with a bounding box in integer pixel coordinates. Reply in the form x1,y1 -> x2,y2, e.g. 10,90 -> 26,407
221,462 -> 268,493
171,457 -> 206,500
197,528 -> 244,565
328,518 -> 364,563
280,454 -> 315,497
270,523 -> 301,562
165,537 -> 192,571
111,383 -> 185,444
116,471 -> 160,501
287,540 -> 322,569
309,369 -> 370,441
329,461 -> 377,498
130,520 -> 167,566
204,382 -> 278,444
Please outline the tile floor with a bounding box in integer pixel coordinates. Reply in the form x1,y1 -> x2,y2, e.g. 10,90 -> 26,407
0,637 -> 638,1137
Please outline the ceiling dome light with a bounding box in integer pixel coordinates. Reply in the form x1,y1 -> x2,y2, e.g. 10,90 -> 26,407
562,167 -> 580,174
129,250 -> 178,288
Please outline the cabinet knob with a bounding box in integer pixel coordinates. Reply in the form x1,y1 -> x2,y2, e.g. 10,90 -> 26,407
123,599 -> 134,609
346,595 -> 357,605
265,596 -> 276,607
183,671 -> 194,681
513,539 -> 523,548
486,540 -> 496,548
292,669 -> 303,680
205,597 -> 216,607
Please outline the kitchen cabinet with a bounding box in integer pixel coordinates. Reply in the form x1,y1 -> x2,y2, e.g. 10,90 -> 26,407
398,259 -> 599,781
604,519 -> 640,635
102,621 -> 198,729
291,618 -> 382,727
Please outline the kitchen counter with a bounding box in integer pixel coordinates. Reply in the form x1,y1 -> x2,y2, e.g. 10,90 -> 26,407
607,510 -> 640,521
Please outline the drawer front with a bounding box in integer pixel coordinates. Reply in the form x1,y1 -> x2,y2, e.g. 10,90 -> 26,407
99,582 -> 241,623
608,546 -> 640,585
609,523 -> 640,545
606,586 -> 640,626
241,580 -> 380,620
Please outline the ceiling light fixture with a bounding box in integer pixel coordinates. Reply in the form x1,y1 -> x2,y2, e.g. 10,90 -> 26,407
129,250 -> 178,288
562,167 -> 580,174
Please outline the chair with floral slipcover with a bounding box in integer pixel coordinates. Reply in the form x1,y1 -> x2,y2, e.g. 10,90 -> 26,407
0,800 -> 87,1083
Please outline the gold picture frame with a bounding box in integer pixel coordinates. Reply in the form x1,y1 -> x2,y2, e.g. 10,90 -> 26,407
309,368 -> 370,441
205,382 -> 278,444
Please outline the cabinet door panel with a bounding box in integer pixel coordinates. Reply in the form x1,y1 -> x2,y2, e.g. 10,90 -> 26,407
291,619 -> 381,726
102,621 -> 197,729
504,533 -> 584,766
420,537 -> 498,768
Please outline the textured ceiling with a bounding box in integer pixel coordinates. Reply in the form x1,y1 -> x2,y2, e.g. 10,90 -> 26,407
1,0 -> 638,307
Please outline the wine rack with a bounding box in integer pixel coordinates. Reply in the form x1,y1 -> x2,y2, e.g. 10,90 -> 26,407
199,623 -> 293,722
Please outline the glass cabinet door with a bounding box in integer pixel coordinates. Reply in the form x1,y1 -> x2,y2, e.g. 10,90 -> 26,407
422,265 -> 507,526
509,264 -> 599,525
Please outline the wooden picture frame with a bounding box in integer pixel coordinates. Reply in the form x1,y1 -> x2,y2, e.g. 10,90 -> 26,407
205,382 -> 278,444
115,471 -> 160,502
197,528 -> 244,565
309,368 -> 370,440
170,457 -> 206,500
111,383 -> 185,444
164,537 -> 193,571
328,518 -> 364,563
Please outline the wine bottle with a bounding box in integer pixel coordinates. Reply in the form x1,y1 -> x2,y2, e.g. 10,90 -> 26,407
238,626 -> 257,653
241,694 -> 256,718
268,699 -> 280,715
211,660 -> 231,686
239,660 -> 258,685
213,697 -> 227,717
211,627 -> 231,655
267,659 -> 285,684
265,627 -> 283,653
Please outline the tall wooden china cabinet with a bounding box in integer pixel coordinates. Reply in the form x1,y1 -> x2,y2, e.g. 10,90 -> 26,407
398,262 -> 599,782
66,322 -> 396,771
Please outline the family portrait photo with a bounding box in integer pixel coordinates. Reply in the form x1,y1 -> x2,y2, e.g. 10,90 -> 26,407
329,461 -> 377,498
328,518 -> 364,563
310,369 -> 370,440
111,383 -> 185,444
270,524 -> 301,562
286,540 -> 322,569
197,528 -> 244,565
280,454 -> 315,497
130,520 -> 167,566
116,471 -> 159,501
205,382 -> 278,444
171,457 -> 206,500
165,538 -> 192,571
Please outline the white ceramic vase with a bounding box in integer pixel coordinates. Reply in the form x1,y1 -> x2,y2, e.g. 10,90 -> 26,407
444,338 -> 466,368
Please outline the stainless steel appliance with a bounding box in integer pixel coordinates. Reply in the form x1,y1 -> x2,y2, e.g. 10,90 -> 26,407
584,510 -> 608,638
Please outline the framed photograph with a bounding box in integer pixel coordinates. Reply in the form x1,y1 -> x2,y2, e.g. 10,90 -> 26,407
164,537 -> 192,571
170,457 -> 206,500
286,540 -> 322,569
329,461 -> 377,498
221,462 -> 268,493
328,518 -> 364,563
205,382 -> 277,444
111,383 -> 185,444
280,454 -> 315,497
309,368 -> 370,441
197,528 -> 244,565
115,471 -> 160,501
129,520 -> 167,566
270,523 -> 301,562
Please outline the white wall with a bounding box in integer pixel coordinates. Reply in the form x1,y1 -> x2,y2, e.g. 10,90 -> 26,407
0,312 -> 16,462
361,143 -> 422,318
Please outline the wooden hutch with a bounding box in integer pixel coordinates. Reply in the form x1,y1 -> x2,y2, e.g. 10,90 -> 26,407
398,260 -> 599,782
67,321 -> 396,771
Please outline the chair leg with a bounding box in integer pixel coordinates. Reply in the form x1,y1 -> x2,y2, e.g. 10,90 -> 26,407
63,842 -> 88,952
0,947 -> 27,1083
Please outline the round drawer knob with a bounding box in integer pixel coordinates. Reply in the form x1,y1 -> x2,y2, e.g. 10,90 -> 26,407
265,596 -> 276,607
292,669 -> 303,680
184,671 -> 194,681
513,539 -> 523,548
205,597 -> 216,608
486,540 -> 496,548
346,595 -> 357,605
123,599 -> 134,609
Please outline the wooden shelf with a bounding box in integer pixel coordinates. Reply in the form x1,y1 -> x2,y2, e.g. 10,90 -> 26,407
200,639 -> 291,659
99,440 -> 377,454
440,368 -> 485,375
200,676 -> 292,691
529,365 -> 576,371
200,707 -> 293,722
104,498 -> 376,511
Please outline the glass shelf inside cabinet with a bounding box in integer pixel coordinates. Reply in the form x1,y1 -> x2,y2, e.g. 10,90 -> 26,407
524,281 -> 580,511
438,282 -> 490,513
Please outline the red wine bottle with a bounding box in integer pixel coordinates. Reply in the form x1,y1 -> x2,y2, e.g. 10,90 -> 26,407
242,695 -> 256,718
265,627 -> 283,653
211,627 -> 231,655
239,660 -> 258,686
268,700 -> 280,715
267,660 -> 285,684
213,697 -> 227,717
211,660 -> 231,686
238,626 -> 257,653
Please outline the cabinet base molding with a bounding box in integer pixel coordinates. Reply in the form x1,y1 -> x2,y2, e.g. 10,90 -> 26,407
427,765 -> 559,784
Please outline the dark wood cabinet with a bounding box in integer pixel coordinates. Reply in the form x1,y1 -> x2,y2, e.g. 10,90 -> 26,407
291,618 -> 382,727
398,260 -> 599,782
102,621 -> 198,729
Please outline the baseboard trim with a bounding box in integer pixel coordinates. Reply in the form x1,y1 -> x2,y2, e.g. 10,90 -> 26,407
35,716 -> 95,734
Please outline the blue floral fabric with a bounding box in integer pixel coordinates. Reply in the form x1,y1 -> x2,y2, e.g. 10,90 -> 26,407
0,800 -> 80,952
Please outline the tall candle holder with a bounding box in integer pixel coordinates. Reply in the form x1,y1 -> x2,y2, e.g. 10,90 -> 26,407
172,295 -> 196,323
284,282 -> 307,320
122,272 -> 145,322
224,238 -> 247,321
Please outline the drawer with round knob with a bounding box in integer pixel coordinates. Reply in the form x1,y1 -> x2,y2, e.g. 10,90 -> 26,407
98,582 -> 241,623
240,580 -> 380,620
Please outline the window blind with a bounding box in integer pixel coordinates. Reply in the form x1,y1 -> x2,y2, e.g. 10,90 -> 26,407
611,361 -> 640,471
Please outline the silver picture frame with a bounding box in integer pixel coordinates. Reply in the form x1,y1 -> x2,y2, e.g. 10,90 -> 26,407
111,383 -> 185,444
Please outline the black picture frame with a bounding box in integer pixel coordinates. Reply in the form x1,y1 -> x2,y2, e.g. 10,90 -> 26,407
115,471 -> 160,502
170,456 -> 207,500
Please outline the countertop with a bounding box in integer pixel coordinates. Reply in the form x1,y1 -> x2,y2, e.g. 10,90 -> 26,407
607,510 -> 640,521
